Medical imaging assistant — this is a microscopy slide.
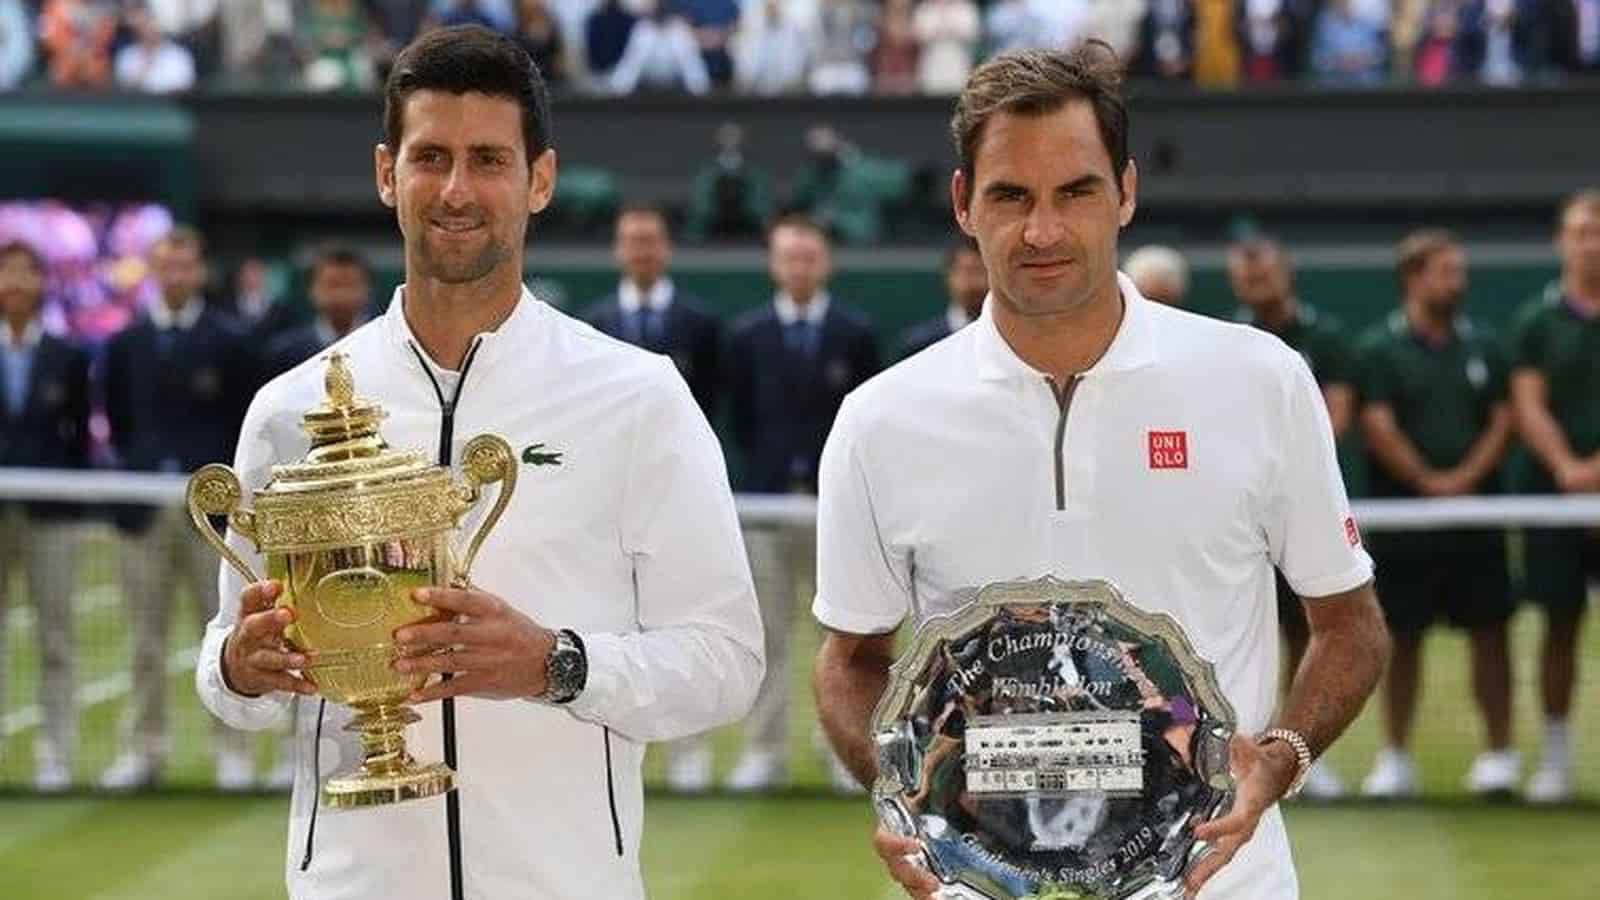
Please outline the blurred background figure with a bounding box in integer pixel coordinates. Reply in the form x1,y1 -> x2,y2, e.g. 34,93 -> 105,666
725,214 -> 878,792
912,0 -> 980,95
609,0 -> 710,94
894,235 -> 985,360
1507,188 -> 1600,804
1356,229 -> 1518,799
0,240 -> 90,792
114,4 -> 197,94
258,244 -> 373,383
97,226 -> 255,792
734,0 -> 816,96
1229,232 -> 1356,800
685,122 -> 775,241
1124,244 -> 1190,307
39,0 -> 117,89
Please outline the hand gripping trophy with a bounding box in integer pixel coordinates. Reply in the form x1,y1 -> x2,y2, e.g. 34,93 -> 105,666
186,352 -> 516,809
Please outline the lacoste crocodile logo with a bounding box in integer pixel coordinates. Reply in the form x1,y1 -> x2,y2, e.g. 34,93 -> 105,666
522,443 -> 564,467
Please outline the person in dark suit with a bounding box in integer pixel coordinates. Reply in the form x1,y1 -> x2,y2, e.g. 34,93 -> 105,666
895,236 -> 987,361
724,213 -> 879,792
580,204 -> 722,420
259,244 -> 375,383
98,225 -> 257,792
580,204 -> 724,792
0,240 -> 91,792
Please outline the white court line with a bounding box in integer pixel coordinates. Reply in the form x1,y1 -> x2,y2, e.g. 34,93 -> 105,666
4,584 -> 120,633
0,644 -> 198,739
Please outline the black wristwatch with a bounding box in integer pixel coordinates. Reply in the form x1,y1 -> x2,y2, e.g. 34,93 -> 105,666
543,629 -> 588,704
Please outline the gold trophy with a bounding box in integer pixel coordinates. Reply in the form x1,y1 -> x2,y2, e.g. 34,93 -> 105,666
186,352 -> 517,809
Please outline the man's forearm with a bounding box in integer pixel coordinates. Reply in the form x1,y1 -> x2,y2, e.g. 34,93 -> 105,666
814,634 -> 895,788
1278,590 -> 1390,758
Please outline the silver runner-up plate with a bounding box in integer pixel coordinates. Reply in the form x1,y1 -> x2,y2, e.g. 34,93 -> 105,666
871,577 -> 1238,900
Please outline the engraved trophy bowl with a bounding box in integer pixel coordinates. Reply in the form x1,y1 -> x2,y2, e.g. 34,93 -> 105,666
871,577 -> 1237,900
186,351 -> 517,809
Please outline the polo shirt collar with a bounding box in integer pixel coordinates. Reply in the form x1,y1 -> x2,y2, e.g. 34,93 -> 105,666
383,282 -> 544,371
973,272 -> 1159,382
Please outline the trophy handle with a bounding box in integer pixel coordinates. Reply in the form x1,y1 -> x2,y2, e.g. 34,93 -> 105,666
186,464 -> 264,584
452,434 -> 518,587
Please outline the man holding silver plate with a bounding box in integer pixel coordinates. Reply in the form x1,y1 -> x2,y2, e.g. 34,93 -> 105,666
812,44 -> 1391,900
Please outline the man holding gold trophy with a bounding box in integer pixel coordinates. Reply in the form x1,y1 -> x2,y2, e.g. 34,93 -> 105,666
189,25 -> 764,900
813,45 -> 1392,900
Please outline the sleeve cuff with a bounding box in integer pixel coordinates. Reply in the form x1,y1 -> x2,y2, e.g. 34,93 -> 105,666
1285,553 -> 1375,601
197,642 -> 290,728
812,595 -> 904,636
559,631 -> 626,726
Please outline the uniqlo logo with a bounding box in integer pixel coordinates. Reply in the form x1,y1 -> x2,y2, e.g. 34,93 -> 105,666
1148,431 -> 1188,469
1344,516 -> 1362,547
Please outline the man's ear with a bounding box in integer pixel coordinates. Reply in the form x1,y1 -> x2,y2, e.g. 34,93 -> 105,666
375,143 -> 397,209
1117,159 -> 1138,229
951,168 -> 974,237
527,148 -> 558,215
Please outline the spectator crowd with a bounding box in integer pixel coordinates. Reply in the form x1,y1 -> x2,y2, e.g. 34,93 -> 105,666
2,0 -> 1598,94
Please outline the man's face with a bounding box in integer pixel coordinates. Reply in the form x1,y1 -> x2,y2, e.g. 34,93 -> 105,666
1412,245 -> 1467,315
769,225 -> 831,301
1559,203 -> 1600,285
311,262 -> 371,323
151,240 -> 207,305
0,251 -> 44,322
946,247 -> 988,315
614,212 -> 670,287
376,90 -> 555,286
952,101 -> 1136,320
1226,243 -> 1292,310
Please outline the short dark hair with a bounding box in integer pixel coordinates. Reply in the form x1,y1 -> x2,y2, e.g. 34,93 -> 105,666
384,25 -> 553,166
309,243 -> 372,280
1559,187 -> 1600,227
616,203 -> 671,235
0,240 -> 44,274
943,235 -> 980,270
153,224 -> 206,257
1396,228 -> 1460,288
952,42 -> 1129,202
767,212 -> 829,245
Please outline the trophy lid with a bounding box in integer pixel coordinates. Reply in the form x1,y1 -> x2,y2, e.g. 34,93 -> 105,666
263,352 -> 436,494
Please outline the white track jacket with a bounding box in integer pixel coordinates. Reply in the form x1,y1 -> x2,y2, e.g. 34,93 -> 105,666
196,286 -> 765,899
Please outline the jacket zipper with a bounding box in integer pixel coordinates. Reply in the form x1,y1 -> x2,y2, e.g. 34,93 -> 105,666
409,338 -> 482,900
1049,376 -> 1081,511
298,698 -> 326,871
603,727 -> 625,856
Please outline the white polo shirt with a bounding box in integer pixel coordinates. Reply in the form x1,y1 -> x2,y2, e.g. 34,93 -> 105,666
813,273 -> 1372,900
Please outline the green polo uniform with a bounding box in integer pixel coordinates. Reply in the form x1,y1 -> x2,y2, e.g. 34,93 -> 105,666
1356,311 -> 1512,632
1508,282 -> 1600,618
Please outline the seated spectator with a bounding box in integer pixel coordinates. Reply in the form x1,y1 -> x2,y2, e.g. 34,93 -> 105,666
1310,0 -> 1389,84
609,0 -> 709,95
1086,0 -> 1151,60
1134,0 -> 1196,79
430,0 -> 515,31
39,0 -> 117,89
809,0 -> 875,94
144,0 -> 221,75
516,0 -> 569,85
984,0 -> 1050,54
115,4 -> 197,93
217,0 -> 299,80
788,124 -> 910,245
735,0 -> 816,95
585,0 -> 637,77
872,0 -> 918,95
369,0 -> 435,46
1409,1 -> 1460,84
681,0 -> 738,87
685,123 -> 775,241
1031,0 -> 1093,49
1456,0 -> 1541,84
1544,0 -> 1600,74
300,0 -> 374,90
1193,0 -> 1243,86
913,0 -> 979,95
1,0 -> 36,89
1236,0 -> 1313,82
